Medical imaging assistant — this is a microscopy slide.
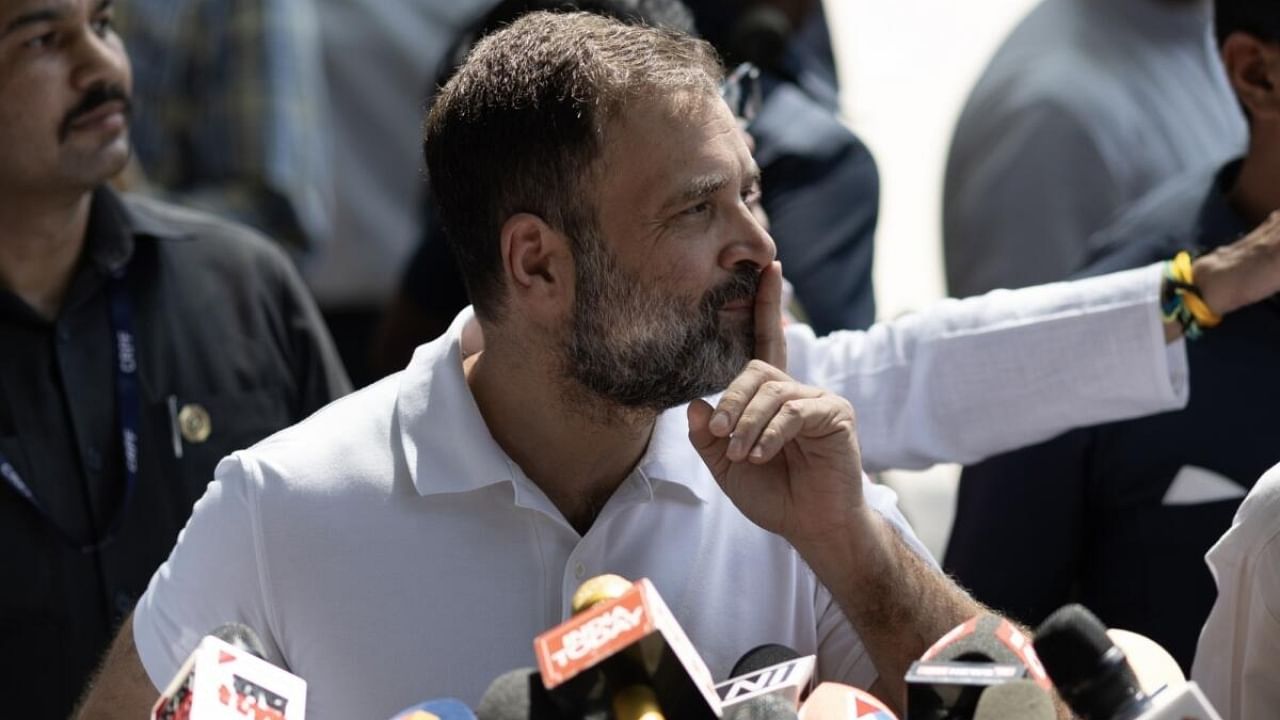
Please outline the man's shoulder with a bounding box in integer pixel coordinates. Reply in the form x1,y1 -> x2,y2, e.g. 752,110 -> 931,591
958,5 -> 1130,141
121,193 -> 296,277
230,373 -> 405,495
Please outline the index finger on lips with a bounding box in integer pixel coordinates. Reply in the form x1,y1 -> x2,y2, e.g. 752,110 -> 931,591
753,260 -> 786,371
709,359 -> 787,438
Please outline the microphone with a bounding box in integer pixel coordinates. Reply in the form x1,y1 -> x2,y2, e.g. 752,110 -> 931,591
731,644 -> 806,677
533,575 -> 721,720
213,622 -> 268,658
151,623 -> 307,720
1131,684 -> 1223,720
716,644 -> 814,719
1104,629 -> 1184,697
724,694 -> 798,720
474,668 -> 574,720
386,698 -> 477,720
797,682 -> 898,719
1034,604 -> 1223,720
905,614 -> 1050,720
971,680 -> 1056,720
1034,604 -> 1150,720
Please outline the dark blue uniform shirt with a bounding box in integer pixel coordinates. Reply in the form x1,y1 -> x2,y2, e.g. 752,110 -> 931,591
0,189 -> 349,719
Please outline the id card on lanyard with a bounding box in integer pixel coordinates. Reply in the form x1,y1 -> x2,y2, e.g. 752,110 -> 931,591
0,268 -> 141,553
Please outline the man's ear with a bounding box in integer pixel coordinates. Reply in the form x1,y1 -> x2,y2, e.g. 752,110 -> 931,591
500,212 -> 573,319
1223,32 -> 1280,120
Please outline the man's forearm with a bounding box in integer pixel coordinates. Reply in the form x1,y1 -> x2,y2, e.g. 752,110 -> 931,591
800,510 -> 985,713
74,614 -> 158,720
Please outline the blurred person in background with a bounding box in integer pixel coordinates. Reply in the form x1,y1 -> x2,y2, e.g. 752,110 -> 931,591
0,1 -> 349,717
308,0 -> 491,385
114,0 -> 333,256
681,0 -> 841,110
121,0 -> 493,386
375,0 -> 881,374
944,0 -> 1246,298
946,0 -> 1280,673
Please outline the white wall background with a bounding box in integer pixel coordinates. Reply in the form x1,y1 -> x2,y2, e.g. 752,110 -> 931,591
824,0 -> 1041,558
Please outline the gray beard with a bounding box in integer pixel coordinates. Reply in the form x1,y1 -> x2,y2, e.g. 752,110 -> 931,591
563,242 -> 759,413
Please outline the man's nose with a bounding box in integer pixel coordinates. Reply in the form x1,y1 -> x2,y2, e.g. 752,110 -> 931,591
720,200 -> 777,271
70,28 -> 128,93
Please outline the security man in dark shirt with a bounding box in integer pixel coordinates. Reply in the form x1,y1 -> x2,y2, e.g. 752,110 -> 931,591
0,1 -> 350,717
945,0 -> 1280,673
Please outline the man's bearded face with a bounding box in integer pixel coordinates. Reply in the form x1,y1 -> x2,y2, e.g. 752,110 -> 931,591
565,232 -> 759,412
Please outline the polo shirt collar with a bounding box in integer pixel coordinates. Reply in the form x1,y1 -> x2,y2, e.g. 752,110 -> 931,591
395,307 -> 718,505
637,403 -> 718,504
396,308 -> 520,498
84,187 -> 192,276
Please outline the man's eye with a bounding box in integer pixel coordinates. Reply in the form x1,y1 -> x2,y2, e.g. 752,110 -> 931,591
682,201 -> 712,216
23,32 -> 57,49
741,186 -> 762,204
91,17 -> 113,35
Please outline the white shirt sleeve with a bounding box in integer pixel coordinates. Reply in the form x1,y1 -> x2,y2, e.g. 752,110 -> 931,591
133,453 -> 284,690
786,264 -> 1189,472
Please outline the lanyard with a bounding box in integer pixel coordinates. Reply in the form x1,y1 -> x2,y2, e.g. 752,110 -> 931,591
0,269 -> 141,553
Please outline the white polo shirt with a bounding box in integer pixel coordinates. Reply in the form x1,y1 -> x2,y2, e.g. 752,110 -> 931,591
1192,461 -> 1280,720
133,313 -> 929,719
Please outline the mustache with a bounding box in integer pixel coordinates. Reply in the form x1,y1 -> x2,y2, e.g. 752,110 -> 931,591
59,84 -> 131,141
702,263 -> 762,313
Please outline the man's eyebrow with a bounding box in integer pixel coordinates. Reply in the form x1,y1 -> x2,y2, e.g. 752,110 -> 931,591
1,5 -> 65,40
2,9 -> 60,38
661,173 -> 732,213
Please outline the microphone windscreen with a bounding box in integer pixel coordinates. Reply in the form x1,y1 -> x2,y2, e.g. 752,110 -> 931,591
924,614 -> 1026,666
798,682 -> 898,720
731,645 -> 803,678
1034,605 -> 1115,679
724,693 -> 799,720
918,613 -> 1051,689
475,668 -> 567,720
210,622 -> 267,660
972,680 -> 1056,720
1034,604 -> 1150,720
388,698 -> 476,720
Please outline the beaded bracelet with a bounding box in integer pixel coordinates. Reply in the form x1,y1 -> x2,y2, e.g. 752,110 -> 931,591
1161,250 -> 1221,340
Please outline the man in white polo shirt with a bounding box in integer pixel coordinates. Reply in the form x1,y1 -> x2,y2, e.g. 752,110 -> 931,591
75,12 -> 989,718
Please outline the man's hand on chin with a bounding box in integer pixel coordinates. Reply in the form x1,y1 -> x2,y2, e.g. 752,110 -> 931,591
687,260 -> 987,715
687,258 -> 880,562
686,357 -> 872,559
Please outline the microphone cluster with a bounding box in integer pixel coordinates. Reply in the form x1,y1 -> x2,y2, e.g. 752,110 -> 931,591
148,580 -> 1226,720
